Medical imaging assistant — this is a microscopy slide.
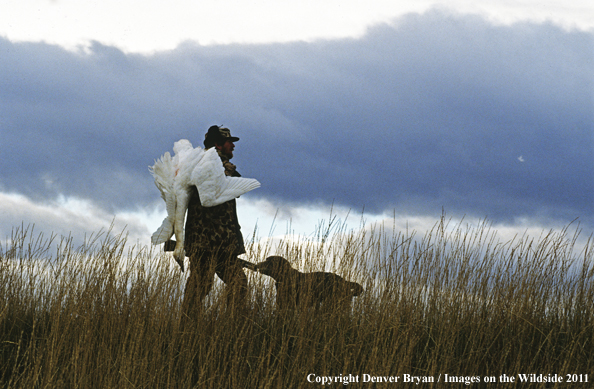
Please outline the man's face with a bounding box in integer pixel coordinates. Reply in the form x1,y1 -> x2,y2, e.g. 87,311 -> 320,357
217,140 -> 235,159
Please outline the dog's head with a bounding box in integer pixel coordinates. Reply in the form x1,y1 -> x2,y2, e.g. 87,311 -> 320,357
254,255 -> 294,278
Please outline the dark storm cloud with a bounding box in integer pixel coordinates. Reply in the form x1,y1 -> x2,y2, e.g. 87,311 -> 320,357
1,10 -> 592,226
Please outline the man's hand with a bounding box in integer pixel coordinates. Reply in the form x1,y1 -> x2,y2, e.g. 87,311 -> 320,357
164,239 -> 176,252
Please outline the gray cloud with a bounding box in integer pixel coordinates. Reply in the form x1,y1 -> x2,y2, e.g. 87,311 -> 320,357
1,10 -> 592,228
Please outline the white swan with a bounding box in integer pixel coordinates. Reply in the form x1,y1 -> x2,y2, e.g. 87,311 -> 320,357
149,139 -> 260,269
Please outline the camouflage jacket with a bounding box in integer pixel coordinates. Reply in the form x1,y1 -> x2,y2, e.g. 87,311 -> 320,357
184,149 -> 245,256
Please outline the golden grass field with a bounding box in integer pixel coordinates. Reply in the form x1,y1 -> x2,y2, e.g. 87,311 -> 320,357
0,216 -> 592,388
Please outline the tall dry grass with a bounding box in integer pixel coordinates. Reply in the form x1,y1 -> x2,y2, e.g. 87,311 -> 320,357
0,217 -> 592,388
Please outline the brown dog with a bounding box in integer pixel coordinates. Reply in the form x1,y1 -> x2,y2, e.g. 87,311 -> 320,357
254,255 -> 363,311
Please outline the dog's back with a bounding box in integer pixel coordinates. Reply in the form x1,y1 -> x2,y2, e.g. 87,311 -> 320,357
255,256 -> 363,311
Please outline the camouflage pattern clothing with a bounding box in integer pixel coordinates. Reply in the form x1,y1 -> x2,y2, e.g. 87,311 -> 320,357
180,147 -> 248,324
183,148 -> 245,257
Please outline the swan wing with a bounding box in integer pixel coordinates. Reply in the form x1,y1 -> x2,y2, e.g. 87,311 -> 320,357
206,176 -> 261,206
149,151 -> 177,244
149,151 -> 174,201
191,148 -> 260,207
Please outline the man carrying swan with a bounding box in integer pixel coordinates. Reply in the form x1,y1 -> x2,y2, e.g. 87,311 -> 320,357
150,125 -> 259,321
182,125 -> 253,319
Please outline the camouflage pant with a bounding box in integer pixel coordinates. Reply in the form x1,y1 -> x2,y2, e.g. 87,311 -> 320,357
180,249 -> 248,324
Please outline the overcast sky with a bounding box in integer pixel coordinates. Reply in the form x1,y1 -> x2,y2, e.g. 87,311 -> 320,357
1,1 -> 593,252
